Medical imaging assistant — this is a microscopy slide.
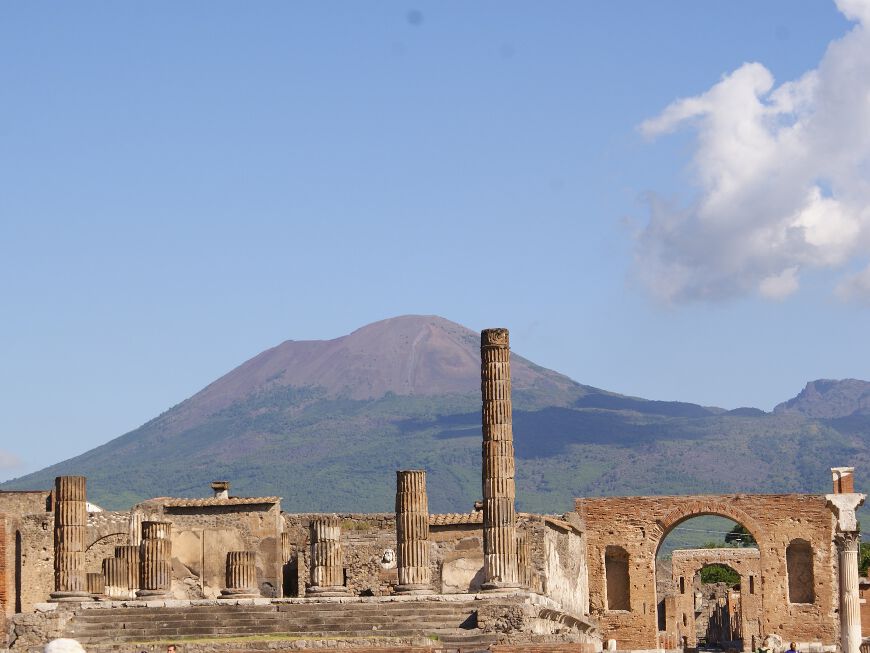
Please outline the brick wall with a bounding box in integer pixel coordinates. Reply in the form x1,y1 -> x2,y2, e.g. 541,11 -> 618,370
576,494 -> 838,650
0,514 -> 7,616
668,548 -> 761,647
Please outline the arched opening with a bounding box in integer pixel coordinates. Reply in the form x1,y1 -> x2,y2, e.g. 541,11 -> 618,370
605,545 -> 631,611
786,538 -> 815,604
14,530 -> 22,613
694,563 -> 742,649
655,514 -> 760,651
85,532 -> 127,576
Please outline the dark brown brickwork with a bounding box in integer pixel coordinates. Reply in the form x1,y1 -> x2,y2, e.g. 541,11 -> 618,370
576,494 -> 838,650
0,514 -> 7,616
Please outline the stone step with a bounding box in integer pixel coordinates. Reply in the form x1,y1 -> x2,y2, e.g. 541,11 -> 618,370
73,605 -> 478,620
75,627 -> 471,644
70,610 -> 475,626
69,620 -> 474,637
72,605 -> 475,619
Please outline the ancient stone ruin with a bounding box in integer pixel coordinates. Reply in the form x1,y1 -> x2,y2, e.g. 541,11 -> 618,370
0,328 -> 865,653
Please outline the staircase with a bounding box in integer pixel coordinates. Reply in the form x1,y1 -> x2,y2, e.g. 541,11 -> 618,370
63,600 -> 498,651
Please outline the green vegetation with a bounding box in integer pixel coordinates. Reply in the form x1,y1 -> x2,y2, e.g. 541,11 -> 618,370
4,380 -> 869,515
725,524 -> 756,547
700,564 -> 741,585
860,542 -> 870,576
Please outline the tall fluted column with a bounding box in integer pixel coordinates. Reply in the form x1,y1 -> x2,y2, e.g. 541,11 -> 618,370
395,470 -> 433,594
480,328 -> 520,590
51,476 -> 92,601
220,551 -> 260,598
839,532 -> 862,653
115,545 -> 141,599
307,517 -> 349,596
102,557 -> 130,600
137,521 -> 172,598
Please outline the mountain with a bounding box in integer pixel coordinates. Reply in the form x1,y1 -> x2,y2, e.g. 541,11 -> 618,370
774,379 -> 870,418
3,316 -> 868,513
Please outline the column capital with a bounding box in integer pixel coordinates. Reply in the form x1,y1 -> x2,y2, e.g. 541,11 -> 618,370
836,530 -> 861,551
826,493 -> 866,532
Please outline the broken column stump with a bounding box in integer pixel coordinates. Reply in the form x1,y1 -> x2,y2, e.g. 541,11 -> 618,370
220,551 -> 260,598
137,520 -> 172,598
307,517 -> 350,596
394,469 -> 433,594
50,475 -> 93,602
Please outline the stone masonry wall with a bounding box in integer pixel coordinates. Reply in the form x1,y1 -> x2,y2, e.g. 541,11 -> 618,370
0,493 -> 51,520
541,518 -> 588,618
283,513 -> 400,596
139,502 -> 284,599
281,511 -> 590,621
0,492 -> 52,614
576,494 -> 837,650
16,513 -> 53,613
669,548 -> 762,649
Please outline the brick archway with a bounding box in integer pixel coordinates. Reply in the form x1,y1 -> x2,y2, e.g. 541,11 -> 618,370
652,499 -> 763,554
576,493 -> 839,651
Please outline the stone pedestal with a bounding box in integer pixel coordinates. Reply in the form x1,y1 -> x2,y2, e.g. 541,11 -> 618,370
839,532 -> 862,653
220,551 -> 260,598
137,521 -> 172,598
480,329 -> 521,590
307,517 -> 349,596
394,470 -> 433,594
50,476 -> 93,602
102,557 -> 130,600
114,545 -> 140,599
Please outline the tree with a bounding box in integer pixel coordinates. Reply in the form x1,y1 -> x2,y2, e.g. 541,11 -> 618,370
700,564 -> 741,586
724,524 -> 756,547
859,542 -> 870,577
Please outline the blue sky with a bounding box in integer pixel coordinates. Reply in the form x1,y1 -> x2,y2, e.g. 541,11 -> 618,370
2,1 -> 869,481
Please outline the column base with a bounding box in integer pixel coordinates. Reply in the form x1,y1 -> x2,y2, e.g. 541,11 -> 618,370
394,584 -> 435,595
480,581 -> 524,593
136,589 -> 171,599
220,588 -> 260,599
49,591 -> 94,603
306,585 -> 351,597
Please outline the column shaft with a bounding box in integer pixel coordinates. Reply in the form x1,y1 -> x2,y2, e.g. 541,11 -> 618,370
307,517 -> 348,596
102,557 -> 130,600
51,475 -> 92,601
115,545 -> 141,599
395,470 -> 433,593
86,572 -> 105,597
840,532 -> 862,653
138,520 -> 172,597
221,551 -> 259,598
480,328 -> 520,589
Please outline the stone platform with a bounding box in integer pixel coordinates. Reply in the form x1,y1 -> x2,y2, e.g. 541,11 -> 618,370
8,592 -> 600,653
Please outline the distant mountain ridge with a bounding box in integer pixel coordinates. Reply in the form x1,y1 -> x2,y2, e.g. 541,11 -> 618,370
774,379 -> 870,418
3,315 -> 868,513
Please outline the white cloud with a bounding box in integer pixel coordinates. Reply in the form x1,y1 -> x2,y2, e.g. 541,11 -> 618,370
636,0 -> 870,303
